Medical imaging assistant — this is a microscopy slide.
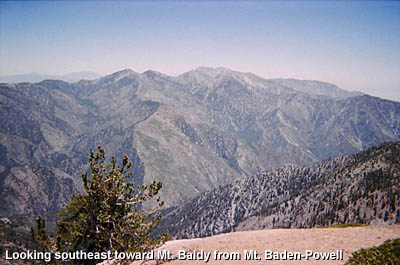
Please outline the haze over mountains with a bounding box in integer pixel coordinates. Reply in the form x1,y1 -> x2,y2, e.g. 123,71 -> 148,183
1,67 -> 399,218
0,71 -> 103,83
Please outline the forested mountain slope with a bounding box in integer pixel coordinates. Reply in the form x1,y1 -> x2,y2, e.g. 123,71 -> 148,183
158,142 -> 400,238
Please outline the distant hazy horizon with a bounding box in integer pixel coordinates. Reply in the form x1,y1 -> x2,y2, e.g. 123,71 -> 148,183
1,1 -> 399,101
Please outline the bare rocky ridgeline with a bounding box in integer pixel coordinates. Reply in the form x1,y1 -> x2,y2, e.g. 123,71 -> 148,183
158,142 -> 400,238
1,67 -> 400,217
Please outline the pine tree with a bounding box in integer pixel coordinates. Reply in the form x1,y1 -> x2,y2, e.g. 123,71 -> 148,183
31,146 -> 168,264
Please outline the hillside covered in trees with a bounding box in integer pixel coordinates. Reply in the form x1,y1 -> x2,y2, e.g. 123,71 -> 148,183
158,141 -> 400,238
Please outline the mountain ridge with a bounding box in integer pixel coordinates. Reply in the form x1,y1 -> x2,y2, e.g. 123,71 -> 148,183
157,141 -> 400,239
1,67 -> 399,217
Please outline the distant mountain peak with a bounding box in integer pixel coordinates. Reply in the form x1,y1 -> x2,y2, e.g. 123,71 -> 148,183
197,66 -> 243,76
112,68 -> 135,76
195,66 -> 231,72
142,70 -> 168,80
181,66 -> 237,77
98,69 -> 139,83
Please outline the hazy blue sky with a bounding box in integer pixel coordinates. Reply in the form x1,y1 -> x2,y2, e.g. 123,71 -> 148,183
1,1 -> 399,101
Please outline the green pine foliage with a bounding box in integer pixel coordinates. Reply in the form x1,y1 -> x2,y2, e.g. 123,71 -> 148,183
345,238 -> 400,265
31,146 -> 168,264
30,216 -> 52,252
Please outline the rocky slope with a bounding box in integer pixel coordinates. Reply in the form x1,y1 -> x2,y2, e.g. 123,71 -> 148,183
1,67 -> 400,217
158,142 -> 400,238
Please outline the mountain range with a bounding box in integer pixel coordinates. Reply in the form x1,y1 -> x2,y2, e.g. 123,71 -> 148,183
1,67 -> 399,218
